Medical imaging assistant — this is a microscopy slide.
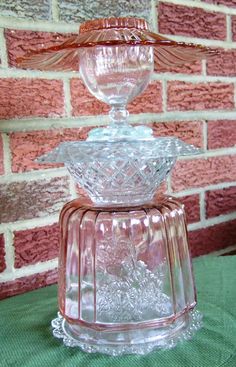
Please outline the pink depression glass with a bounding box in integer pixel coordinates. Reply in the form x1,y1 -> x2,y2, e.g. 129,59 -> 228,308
52,196 -> 202,355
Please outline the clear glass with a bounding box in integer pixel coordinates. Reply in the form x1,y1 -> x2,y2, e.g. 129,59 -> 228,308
37,138 -> 201,206
79,45 -> 153,127
53,196 -> 201,355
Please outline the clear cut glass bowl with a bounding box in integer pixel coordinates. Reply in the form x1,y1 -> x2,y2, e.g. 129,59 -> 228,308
37,135 -> 202,206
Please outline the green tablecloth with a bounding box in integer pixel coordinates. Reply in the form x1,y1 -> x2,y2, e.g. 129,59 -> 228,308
1,256 -> 236,367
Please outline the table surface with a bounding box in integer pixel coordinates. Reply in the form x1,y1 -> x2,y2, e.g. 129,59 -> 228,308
1,255 -> 236,367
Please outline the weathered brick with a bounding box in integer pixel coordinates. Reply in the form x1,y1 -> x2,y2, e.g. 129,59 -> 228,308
71,79 -> 162,116
0,176 -> 70,223
5,29 -> 75,69
0,135 -> 4,175
0,0 -> 51,21
128,82 -> 163,114
207,48 -> 236,76
179,194 -> 200,224
158,2 -> 226,40
206,186 -> 236,218
204,0 -> 236,8
0,269 -> 58,300
189,219 -> 236,256
14,224 -> 59,268
0,78 -> 64,119
59,0 -> 151,23
207,120 -> 236,149
0,234 -> 6,273
151,121 -> 203,148
232,16 -> 236,41
155,60 -> 202,75
172,155 -> 236,191
10,128 -> 91,173
71,79 -> 109,116
167,81 -> 234,111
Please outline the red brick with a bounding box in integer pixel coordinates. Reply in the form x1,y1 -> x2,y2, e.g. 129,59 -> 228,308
155,60 -> 202,75
71,79 -> 162,116
0,78 -> 64,119
10,127 -> 91,173
0,176 -> 70,223
5,29 -> 75,69
172,155 -> 236,191
0,234 -> 6,273
204,0 -> 236,8
71,79 -> 108,116
207,120 -> 236,149
0,269 -> 58,300
129,81 -> 163,114
207,48 -> 236,76
0,135 -> 4,175
189,219 -> 236,256
167,81 -> 234,111
232,16 -> 236,41
158,2 -> 226,40
14,224 -> 59,268
206,186 -> 236,217
150,121 -> 203,148
178,194 -> 200,223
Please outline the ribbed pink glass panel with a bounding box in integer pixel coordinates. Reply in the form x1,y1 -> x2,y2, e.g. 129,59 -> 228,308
59,197 -> 196,331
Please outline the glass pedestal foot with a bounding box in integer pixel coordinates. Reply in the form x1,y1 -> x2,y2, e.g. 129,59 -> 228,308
51,310 -> 202,356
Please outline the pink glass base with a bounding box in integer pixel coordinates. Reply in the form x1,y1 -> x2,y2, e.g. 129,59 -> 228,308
56,196 -> 200,355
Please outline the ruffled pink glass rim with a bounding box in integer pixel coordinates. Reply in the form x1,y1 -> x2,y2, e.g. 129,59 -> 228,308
17,17 -> 217,71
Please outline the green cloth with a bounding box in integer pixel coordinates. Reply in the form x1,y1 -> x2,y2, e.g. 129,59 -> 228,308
1,256 -> 236,367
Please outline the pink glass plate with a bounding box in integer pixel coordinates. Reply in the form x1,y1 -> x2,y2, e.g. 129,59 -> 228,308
17,17 -> 217,71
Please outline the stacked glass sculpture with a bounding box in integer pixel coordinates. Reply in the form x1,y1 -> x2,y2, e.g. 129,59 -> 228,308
18,17 -> 216,355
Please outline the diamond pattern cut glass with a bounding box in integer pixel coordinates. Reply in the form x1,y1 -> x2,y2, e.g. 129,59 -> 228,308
18,16 -> 217,355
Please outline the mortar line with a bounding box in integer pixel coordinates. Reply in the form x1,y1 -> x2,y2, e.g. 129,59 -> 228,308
162,79 -> 167,113
155,34 -> 236,49
51,0 -> 60,22
202,120 -> 208,151
1,133 -> 12,174
0,17 -> 79,33
1,110 -> 236,133
2,229 -> 15,275
166,176 -> 172,194
202,59 -> 207,77
0,28 -> 8,68
0,214 -> 59,232
188,211 -> 236,231
2,67 -> 236,82
226,14 -> 232,42
0,258 -> 58,282
209,244 -> 236,256
0,167 -> 68,183
69,176 -> 78,199
0,67 -> 78,80
0,116 -> 106,132
151,0 -> 158,32
63,78 -> 72,117
199,191 -> 206,222
178,146 -> 236,160
234,82 -> 236,108
172,181 -> 236,197
152,72 -> 236,83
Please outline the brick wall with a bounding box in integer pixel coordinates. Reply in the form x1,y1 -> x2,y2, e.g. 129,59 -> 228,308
0,0 -> 236,299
